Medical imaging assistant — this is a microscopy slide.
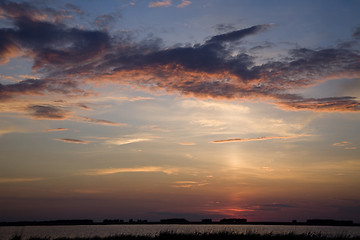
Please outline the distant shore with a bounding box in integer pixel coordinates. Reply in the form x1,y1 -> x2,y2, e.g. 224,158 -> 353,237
1,218 -> 359,227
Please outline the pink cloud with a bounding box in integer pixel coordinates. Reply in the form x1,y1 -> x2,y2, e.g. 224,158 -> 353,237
176,0 -> 191,8
149,0 -> 172,8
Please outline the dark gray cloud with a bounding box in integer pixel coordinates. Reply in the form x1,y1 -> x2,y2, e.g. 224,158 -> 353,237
1,1 -> 359,112
27,104 -> 68,119
0,79 -> 83,100
206,24 -> 272,44
94,12 -> 122,29
65,3 -> 84,15
76,116 -> 127,126
0,79 -> 47,100
0,1 -> 111,70
26,104 -> 126,125
55,138 -> 89,144
353,26 -> 360,39
279,96 -> 360,112
214,23 -> 236,33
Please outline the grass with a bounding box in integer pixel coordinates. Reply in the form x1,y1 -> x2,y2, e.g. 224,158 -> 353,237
10,232 -> 360,240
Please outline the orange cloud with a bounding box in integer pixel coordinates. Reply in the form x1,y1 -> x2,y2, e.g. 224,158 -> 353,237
44,128 -> 68,132
210,135 -> 307,143
75,116 -> 127,126
205,208 -> 255,217
172,180 -> 208,188
179,142 -> 196,145
0,177 -> 44,183
106,138 -> 152,145
80,166 -> 178,175
104,96 -> 154,102
333,141 -> 357,149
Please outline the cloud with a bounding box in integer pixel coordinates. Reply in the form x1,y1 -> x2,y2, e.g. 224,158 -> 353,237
24,104 -> 126,126
172,180 -> 208,188
278,96 -> 360,112
106,138 -> 152,145
214,23 -> 236,33
204,208 -> 255,217
206,24 -> 272,44
28,104 -> 68,119
0,1 -> 111,70
75,116 -> 127,126
179,142 -> 196,146
176,0 -> 191,8
251,203 -> 293,211
353,26 -> 360,39
0,177 -> 44,183
149,0 -> 172,8
0,78 -> 84,101
104,96 -> 154,102
333,141 -> 357,150
94,12 -> 122,29
65,3 -> 84,15
192,119 -> 226,128
80,166 -> 178,175
1,1 -> 359,112
55,138 -> 89,144
210,135 -> 307,143
44,128 -> 68,132
73,189 -> 103,194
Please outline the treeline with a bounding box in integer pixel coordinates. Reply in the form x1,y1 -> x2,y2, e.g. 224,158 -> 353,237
1,218 -> 357,226
0,219 -> 94,226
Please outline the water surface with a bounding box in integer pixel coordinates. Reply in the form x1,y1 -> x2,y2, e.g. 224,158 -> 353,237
1,224 -> 360,240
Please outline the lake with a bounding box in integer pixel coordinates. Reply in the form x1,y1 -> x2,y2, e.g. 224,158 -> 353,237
1,224 -> 360,240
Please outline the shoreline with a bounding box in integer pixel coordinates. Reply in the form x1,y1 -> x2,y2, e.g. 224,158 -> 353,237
2,222 -> 359,227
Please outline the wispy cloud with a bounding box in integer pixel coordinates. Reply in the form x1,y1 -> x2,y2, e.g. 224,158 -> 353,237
149,0 -> 172,8
80,166 -> 178,176
210,135 -> 307,143
104,96 -> 154,102
192,119 -> 226,128
106,138 -> 152,145
176,0 -> 191,8
333,141 -> 357,150
179,142 -> 196,146
55,138 -> 90,144
0,177 -> 44,183
24,104 -> 126,126
172,180 -> 208,188
204,208 -> 255,217
28,104 -> 68,120
44,128 -> 69,132
73,189 -> 103,194
75,116 -> 127,126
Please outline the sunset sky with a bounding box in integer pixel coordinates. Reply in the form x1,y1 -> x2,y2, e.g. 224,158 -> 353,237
0,0 -> 360,223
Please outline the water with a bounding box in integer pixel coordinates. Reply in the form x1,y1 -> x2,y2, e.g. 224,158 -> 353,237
1,224 -> 360,240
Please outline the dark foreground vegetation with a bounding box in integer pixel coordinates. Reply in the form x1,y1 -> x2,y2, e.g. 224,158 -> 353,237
9,232 -> 360,240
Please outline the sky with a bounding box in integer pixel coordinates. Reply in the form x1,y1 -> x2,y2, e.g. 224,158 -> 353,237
0,0 -> 360,223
